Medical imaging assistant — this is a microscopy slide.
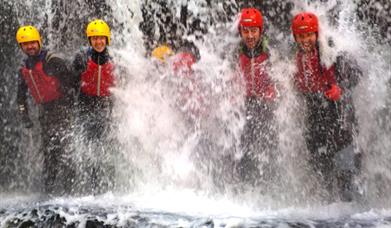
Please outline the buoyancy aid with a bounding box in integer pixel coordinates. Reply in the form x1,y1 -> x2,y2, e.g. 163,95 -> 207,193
294,48 -> 337,93
20,55 -> 63,104
80,58 -> 115,97
239,50 -> 274,98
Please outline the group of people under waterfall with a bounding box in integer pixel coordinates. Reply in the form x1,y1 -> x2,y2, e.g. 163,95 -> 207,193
15,6 -> 362,202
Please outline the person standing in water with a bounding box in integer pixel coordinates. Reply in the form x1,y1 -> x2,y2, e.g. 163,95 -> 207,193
235,8 -> 278,188
291,12 -> 362,201
72,19 -> 116,194
16,25 -> 75,195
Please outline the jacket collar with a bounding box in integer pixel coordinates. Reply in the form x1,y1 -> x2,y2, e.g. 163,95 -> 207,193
24,49 -> 47,69
240,39 -> 265,58
88,47 -> 111,65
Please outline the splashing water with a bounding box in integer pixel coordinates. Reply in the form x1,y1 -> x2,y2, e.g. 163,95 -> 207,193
1,0 -> 391,226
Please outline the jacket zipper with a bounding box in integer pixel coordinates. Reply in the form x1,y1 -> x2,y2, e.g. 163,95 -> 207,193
97,65 -> 102,96
250,58 -> 256,96
29,70 -> 43,103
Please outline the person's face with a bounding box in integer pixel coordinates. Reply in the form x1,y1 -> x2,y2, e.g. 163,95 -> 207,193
90,36 -> 107,53
240,26 -> 261,50
20,41 -> 40,56
295,32 -> 317,53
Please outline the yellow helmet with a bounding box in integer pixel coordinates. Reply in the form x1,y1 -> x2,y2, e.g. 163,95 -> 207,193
16,25 -> 42,47
151,45 -> 174,62
86,19 -> 111,45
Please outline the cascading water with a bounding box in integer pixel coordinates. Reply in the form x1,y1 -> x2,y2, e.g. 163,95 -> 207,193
1,0 -> 391,227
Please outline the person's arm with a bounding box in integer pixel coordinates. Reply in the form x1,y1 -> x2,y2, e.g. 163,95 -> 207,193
336,54 -> 362,90
72,52 -> 87,75
45,52 -> 80,96
324,53 -> 362,102
72,53 -> 87,91
17,70 -> 28,114
45,53 -> 69,82
16,71 -> 33,128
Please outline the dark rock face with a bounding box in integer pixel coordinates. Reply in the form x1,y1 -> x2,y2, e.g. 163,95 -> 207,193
139,0 -> 180,53
15,0 -> 113,52
357,0 -> 391,45
138,0 -> 294,53
0,2 -> 26,192
139,0 -> 391,52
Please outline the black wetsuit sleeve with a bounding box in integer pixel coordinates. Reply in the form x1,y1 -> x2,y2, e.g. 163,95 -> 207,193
72,53 -> 87,92
72,53 -> 86,75
16,70 -> 29,115
45,56 -> 69,82
336,54 -> 362,90
45,55 -> 78,95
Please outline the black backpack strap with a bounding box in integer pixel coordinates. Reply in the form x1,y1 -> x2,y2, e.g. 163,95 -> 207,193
45,51 -> 62,63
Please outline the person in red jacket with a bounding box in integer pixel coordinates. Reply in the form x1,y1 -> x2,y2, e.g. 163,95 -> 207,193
168,42 -> 208,124
152,41 -> 207,125
291,12 -> 362,201
16,25 -> 75,195
73,19 -> 115,139
236,8 -> 278,187
72,19 -> 116,194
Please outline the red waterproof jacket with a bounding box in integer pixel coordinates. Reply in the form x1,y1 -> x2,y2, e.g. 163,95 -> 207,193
20,61 -> 62,104
239,51 -> 275,100
171,52 -> 207,119
294,49 -> 337,93
80,58 -> 115,97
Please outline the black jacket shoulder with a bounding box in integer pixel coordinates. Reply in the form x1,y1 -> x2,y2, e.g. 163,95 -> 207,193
43,51 -> 69,76
72,48 -> 89,75
335,52 -> 362,90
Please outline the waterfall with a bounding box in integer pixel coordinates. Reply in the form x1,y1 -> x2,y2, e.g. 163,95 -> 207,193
0,0 -> 390,226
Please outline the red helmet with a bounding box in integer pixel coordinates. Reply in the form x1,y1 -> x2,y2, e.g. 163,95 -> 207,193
172,52 -> 196,74
291,12 -> 319,35
238,8 -> 263,33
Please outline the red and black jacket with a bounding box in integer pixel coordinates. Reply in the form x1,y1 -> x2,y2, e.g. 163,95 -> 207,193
73,48 -> 115,98
293,48 -> 337,94
238,41 -> 276,100
17,50 -> 73,113
294,46 -> 362,152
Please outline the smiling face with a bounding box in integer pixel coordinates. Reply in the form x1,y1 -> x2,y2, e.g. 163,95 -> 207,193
20,41 -> 41,56
240,26 -> 261,50
90,36 -> 107,53
295,32 -> 317,53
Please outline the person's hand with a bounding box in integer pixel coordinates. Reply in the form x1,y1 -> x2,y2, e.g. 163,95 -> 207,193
21,114 -> 33,128
324,84 -> 342,101
263,85 -> 276,101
